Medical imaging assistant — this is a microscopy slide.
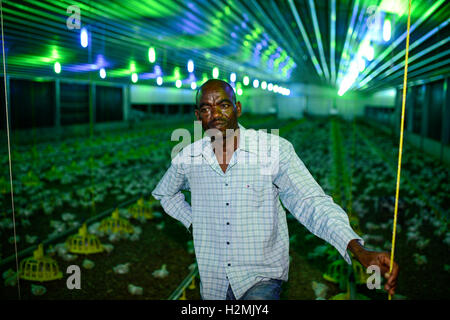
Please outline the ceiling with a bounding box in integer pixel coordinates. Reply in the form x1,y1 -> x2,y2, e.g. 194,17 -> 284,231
1,0 -> 449,94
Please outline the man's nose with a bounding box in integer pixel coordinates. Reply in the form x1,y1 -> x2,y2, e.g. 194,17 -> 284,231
211,105 -> 223,118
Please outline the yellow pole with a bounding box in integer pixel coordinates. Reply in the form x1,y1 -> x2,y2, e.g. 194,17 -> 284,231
389,0 -> 412,301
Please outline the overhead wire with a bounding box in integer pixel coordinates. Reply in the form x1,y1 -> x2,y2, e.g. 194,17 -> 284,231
0,0 -> 21,300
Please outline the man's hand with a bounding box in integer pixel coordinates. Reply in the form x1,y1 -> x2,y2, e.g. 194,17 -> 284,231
347,239 -> 399,296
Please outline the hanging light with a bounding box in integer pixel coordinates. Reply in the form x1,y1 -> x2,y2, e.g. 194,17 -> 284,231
148,47 -> 156,63
187,59 -> 194,73
80,27 -> 88,48
383,19 -> 392,42
237,88 -> 243,96
54,62 -> 61,74
131,73 -> 138,83
253,79 -> 259,88
156,76 -> 163,86
267,83 -> 273,91
191,82 -> 197,90
230,72 -> 236,82
99,68 -> 106,79
212,67 -> 219,79
243,76 -> 249,86
175,79 -> 182,88
261,81 -> 267,90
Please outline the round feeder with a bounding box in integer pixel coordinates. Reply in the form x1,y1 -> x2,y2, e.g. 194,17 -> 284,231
129,198 -> 153,220
19,244 -> 63,282
98,208 -> 134,234
66,223 -> 104,254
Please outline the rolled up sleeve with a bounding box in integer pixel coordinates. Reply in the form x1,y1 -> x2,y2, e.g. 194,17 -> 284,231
151,153 -> 192,230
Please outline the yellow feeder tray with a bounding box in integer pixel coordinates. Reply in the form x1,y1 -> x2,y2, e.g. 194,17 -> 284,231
98,208 -> 134,234
66,223 -> 104,254
129,198 -> 153,220
19,244 -> 63,282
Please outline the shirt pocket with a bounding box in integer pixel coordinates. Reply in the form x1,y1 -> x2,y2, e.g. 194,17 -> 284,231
240,178 -> 273,208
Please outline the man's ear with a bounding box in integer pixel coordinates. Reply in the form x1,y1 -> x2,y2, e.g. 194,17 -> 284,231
195,109 -> 200,121
236,101 -> 242,118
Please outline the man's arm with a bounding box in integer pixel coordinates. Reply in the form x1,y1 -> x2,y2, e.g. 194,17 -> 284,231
274,140 -> 363,264
151,153 -> 192,230
274,140 -> 398,295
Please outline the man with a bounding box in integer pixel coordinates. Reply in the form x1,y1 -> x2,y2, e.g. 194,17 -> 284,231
152,79 -> 399,300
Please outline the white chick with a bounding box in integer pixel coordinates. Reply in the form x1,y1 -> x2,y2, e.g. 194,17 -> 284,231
311,281 -> 328,299
152,264 -> 169,279
82,259 -> 95,269
156,221 -> 165,230
25,234 -> 38,244
61,213 -> 76,222
102,243 -> 114,254
113,263 -> 131,274
62,253 -> 78,262
128,284 -> 143,296
31,284 -> 46,296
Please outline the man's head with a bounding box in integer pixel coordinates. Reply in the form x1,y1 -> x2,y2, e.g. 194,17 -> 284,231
195,79 -> 242,136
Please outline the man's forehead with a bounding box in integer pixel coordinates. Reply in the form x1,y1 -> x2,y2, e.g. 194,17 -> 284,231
198,84 -> 233,100
200,83 -> 231,95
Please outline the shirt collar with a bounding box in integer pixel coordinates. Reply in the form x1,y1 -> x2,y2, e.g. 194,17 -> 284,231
237,123 -> 258,154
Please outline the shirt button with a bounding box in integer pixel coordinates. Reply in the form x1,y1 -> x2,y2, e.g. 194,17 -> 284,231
226,241 -> 230,245
226,222 -> 230,225
226,203 -> 229,206
225,183 -> 228,186
228,263 -> 231,267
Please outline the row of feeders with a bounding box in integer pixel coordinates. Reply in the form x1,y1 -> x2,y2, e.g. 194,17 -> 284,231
19,222 -> 106,282
17,197 -> 159,286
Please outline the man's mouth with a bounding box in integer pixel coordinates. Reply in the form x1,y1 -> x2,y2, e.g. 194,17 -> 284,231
211,120 -> 226,127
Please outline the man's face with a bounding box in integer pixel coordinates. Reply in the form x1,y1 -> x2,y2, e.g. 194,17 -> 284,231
195,83 -> 242,137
